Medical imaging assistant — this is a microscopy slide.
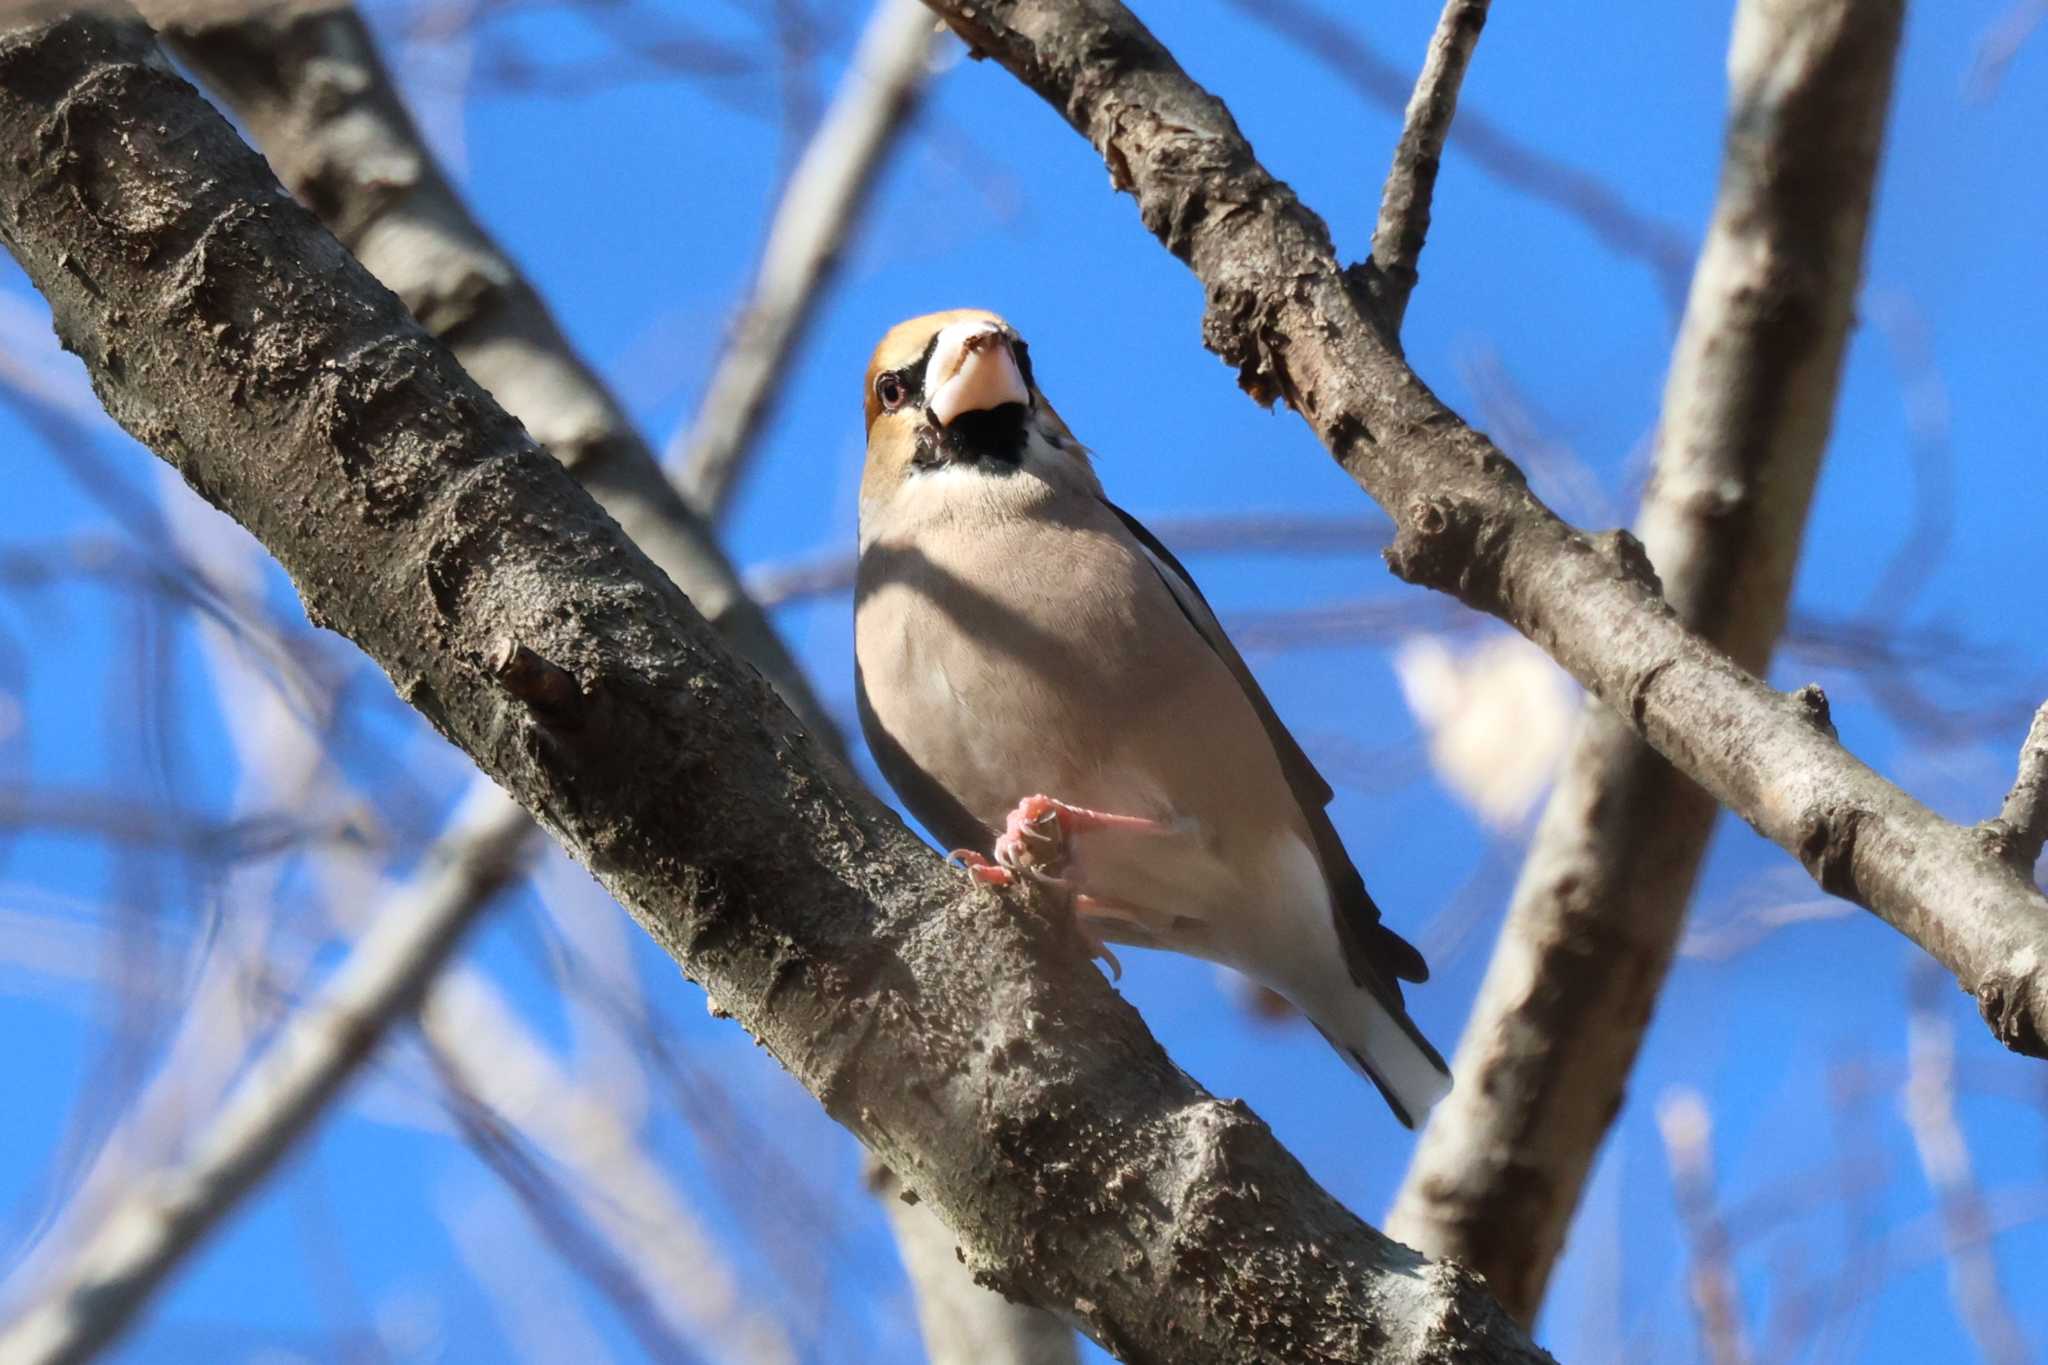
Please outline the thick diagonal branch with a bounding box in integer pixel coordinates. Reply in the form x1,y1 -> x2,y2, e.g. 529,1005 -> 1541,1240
1386,0 -> 1902,1322
921,0 -> 2048,1058
0,19 -> 1549,1364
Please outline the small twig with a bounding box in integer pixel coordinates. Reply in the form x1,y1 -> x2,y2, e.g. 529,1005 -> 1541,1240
418,956 -> 798,1363
1655,1088 -> 1752,1365
0,787 -> 533,1365
1900,969 -> 2031,1365
1369,0 -> 1489,332
672,0 -> 936,518
1221,0 -> 1693,309
1967,0 -> 2048,99
1987,702 -> 2048,873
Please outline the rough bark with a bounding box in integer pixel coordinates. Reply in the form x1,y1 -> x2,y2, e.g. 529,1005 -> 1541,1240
0,18 -> 1549,1363
921,0 -> 2048,1058
1385,0 -> 1902,1321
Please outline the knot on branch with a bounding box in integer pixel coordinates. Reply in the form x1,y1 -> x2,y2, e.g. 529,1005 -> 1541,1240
1202,283 -> 1285,408
1795,802 -> 1866,899
1384,496 -> 1508,605
1974,956 -> 2048,1058
1592,528 -> 1663,597
490,638 -> 583,728
1791,683 -> 1837,739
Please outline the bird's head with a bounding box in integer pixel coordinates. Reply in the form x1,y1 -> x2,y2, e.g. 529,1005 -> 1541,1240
860,310 -> 1091,526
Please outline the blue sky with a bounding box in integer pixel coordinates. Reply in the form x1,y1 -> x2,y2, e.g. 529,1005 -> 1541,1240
1,1 -> 2045,1361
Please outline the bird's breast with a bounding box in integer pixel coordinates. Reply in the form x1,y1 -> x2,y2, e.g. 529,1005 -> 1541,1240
854,506 -> 1300,851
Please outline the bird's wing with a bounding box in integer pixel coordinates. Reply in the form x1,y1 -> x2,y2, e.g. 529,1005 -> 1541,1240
854,661 -> 992,856
1100,499 -> 1429,986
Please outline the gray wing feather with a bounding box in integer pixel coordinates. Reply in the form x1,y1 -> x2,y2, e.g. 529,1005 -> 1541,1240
1100,499 -> 1430,989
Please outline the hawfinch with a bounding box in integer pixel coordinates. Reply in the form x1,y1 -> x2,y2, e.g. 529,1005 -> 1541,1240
853,310 -> 1451,1126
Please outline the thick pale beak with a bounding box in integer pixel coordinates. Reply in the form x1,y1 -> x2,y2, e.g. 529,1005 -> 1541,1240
926,321 -> 1029,427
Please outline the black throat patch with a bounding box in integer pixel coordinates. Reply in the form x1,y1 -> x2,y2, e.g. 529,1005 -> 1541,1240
917,402 -> 1029,471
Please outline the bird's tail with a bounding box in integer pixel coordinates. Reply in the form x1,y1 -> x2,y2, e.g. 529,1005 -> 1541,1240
1307,987 -> 1452,1129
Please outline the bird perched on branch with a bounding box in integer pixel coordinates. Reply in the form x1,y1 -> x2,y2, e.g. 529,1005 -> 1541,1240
853,309 -> 1451,1126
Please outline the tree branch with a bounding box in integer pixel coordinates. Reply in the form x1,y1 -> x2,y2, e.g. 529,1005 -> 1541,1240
672,0 -> 936,519
1655,1089 -> 1751,1365
0,17 -> 1549,1362
158,5 -> 1070,1353
1385,0 -> 1902,1320
919,0 -> 2048,1059
1369,0 -> 1489,331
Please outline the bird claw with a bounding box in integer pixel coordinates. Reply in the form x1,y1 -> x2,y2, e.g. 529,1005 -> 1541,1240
946,848 -> 1014,885
952,799 -> 1139,981
1069,897 -> 1126,981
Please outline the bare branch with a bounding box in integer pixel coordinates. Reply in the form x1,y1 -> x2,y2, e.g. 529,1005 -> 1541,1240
672,0 -> 936,518
420,955 -> 797,1362
1369,0 -> 1489,331
430,1049 -> 709,1365
0,787 -> 532,1365
160,4 -> 1040,1348
920,0 -> 2048,1058
871,1162 -> 1081,1365
1986,702 -> 2048,874
0,785 -> 364,860
1386,0 -> 1903,1320
0,19 -> 1550,1361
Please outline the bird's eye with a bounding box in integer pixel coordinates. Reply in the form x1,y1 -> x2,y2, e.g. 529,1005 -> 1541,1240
875,372 -> 907,411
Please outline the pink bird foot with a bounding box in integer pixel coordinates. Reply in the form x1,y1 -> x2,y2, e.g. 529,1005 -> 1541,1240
992,793 -> 1179,879
948,794 -> 1177,979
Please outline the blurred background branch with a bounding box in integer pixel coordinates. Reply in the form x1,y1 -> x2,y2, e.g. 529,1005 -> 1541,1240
671,0 -> 937,518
